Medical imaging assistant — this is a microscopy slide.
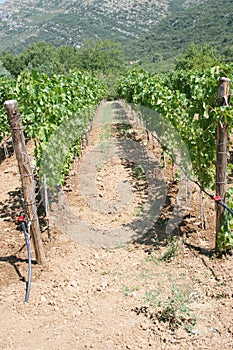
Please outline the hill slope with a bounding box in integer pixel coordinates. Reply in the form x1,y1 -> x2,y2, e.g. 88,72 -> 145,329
0,0 -> 208,53
128,0 -> 233,70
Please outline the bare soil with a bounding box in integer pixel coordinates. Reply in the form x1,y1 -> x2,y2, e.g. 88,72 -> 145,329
0,101 -> 232,350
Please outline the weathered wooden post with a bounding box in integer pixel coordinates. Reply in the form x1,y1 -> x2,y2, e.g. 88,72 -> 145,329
216,77 -> 231,252
4,100 -> 46,266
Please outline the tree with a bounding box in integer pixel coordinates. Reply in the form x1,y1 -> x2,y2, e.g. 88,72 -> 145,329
57,45 -> 81,73
223,45 -> 233,63
19,41 -> 59,75
78,39 -> 126,74
0,42 -> 59,77
0,50 -> 24,77
0,40 -> 127,78
175,44 -> 222,71
0,60 -> 11,77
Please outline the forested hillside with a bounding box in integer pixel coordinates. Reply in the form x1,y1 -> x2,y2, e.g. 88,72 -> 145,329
127,0 -> 233,70
0,0 -> 208,55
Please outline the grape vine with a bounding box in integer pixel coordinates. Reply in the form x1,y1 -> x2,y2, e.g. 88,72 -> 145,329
0,69 -> 106,186
116,65 -> 233,190
116,65 -> 233,252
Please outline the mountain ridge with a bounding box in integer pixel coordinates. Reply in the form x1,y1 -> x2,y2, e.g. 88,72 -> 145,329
0,0 -> 208,53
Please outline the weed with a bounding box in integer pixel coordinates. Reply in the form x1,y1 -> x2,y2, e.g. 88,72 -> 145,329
174,170 -> 181,182
212,290 -> 227,299
134,204 -> 144,217
122,285 -> 140,296
146,253 -> 160,263
132,164 -> 145,180
160,235 -> 179,261
185,319 -> 197,334
142,284 -> 196,332
144,289 -> 161,307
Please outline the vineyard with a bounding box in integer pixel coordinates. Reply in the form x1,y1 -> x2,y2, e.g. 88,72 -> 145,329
0,64 -> 233,255
0,65 -> 233,349
1,65 -> 233,252
116,65 -> 233,252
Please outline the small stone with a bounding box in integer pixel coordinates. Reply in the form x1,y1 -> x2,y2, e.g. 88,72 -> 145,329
40,295 -> 47,302
210,327 -> 219,333
100,281 -> 108,288
140,322 -> 150,331
70,280 -> 78,288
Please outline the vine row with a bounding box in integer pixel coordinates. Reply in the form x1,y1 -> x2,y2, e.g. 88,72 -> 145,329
0,70 -> 106,186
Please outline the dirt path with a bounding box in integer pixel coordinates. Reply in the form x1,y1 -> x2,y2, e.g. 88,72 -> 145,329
0,101 -> 232,350
51,101 -> 167,247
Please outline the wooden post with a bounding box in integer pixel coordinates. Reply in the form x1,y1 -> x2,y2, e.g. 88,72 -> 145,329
4,100 -> 46,266
216,77 -> 231,252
